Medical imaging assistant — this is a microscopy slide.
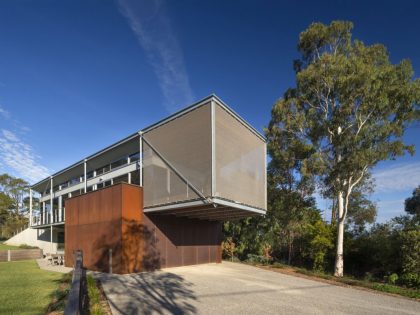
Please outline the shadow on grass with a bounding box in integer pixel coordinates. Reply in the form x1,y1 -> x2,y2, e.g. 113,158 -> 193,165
45,272 -> 72,313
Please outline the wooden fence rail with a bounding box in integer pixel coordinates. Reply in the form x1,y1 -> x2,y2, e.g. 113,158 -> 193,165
0,249 -> 43,262
64,250 -> 87,315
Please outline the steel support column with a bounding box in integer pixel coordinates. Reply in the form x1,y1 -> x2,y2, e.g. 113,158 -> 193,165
139,132 -> 143,186
84,159 -> 87,193
29,189 -> 33,226
50,177 -> 53,224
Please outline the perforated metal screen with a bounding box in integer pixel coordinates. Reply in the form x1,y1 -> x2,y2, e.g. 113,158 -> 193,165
214,104 -> 266,210
143,103 -> 212,207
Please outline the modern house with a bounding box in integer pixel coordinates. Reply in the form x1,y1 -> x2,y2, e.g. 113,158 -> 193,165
28,95 -> 266,273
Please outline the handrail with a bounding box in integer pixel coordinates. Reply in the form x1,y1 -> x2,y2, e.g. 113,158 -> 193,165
64,250 -> 86,315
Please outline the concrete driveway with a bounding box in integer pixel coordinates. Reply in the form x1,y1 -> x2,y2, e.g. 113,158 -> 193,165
97,262 -> 420,315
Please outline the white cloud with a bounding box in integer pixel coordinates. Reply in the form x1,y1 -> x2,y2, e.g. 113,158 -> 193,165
0,105 -> 10,119
0,129 -> 50,183
117,0 -> 194,112
373,162 -> 420,193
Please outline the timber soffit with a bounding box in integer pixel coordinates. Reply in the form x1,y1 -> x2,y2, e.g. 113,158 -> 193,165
31,94 -> 266,189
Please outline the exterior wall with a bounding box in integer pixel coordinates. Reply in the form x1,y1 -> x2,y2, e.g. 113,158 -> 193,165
4,227 -> 62,254
65,183 -> 221,273
143,214 -> 222,269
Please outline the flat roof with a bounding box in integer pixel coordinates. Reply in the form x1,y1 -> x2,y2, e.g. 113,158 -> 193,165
31,94 -> 266,188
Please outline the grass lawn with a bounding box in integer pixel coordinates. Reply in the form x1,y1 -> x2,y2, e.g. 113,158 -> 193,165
0,242 -> 20,250
0,260 -> 68,315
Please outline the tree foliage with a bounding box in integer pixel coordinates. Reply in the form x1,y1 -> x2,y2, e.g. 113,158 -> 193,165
266,20 -> 420,276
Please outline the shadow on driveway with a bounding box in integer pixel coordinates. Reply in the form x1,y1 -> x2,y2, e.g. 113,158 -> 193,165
96,271 -> 196,315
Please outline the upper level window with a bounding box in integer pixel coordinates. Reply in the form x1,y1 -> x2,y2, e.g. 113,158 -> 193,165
129,152 -> 140,163
111,156 -> 127,170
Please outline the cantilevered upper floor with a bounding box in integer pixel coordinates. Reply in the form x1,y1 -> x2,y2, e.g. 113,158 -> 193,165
30,95 -> 267,226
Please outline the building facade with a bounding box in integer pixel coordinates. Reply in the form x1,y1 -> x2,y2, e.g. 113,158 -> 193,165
29,95 -> 267,272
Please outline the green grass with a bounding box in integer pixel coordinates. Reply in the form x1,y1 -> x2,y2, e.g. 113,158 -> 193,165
291,268 -> 420,299
0,260 -> 68,315
0,242 -> 20,250
87,275 -> 105,315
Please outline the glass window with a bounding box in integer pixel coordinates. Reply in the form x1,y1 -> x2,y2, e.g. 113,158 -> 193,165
129,152 -> 140,163
130,171 -> 140,185
111,157 -> 127,170
96,164 -> 110,176
113,174 -> 128,185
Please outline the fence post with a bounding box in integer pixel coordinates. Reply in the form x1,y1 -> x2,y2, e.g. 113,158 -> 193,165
109,249 -> 112,274
7,250 -> 11,262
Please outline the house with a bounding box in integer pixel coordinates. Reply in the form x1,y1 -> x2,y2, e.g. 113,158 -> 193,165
28,95 -> 266,273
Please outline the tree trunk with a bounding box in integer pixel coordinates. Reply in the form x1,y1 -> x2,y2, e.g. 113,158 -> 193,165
287,233 -> 293,265
334,191 -> 344,277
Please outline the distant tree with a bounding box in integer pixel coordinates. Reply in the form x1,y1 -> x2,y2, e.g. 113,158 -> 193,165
269,20 -> 420,276
0,174 -> 29,215
405,186 -> 420,218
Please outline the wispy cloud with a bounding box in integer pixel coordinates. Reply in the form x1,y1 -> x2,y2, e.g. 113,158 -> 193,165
0,129 -> 50,183
373,162 -> 420,193
0,104 -> 49,183
117,0 -> 194,112
0,105 -> 10,120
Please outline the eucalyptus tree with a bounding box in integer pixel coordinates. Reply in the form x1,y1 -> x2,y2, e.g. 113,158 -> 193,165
267,21 -> 419,276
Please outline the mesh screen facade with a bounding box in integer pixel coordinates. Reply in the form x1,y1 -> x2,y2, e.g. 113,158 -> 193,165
142,100 -> 266,211
143,103 -> 212,207
214,104 -> 266,210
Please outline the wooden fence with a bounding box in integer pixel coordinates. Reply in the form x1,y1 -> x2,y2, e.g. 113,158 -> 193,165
0,249 -> 43,262
64,250 -> 87,315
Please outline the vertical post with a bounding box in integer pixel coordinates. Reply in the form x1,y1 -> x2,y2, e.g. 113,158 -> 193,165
84,159 -> 87,193
29,189 -> 33,226
50,177 -> 53,224
58,196 -> 62,222
50,225 -> 53,254
7,250 -> 11,262
127,156 -> 131,184
109,249 -> 113,274
42,201 -> 46,225
139,132 -> 143,186
211,99 -> 216,196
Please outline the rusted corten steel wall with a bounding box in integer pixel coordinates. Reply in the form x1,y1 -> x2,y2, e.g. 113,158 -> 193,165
143,214 -> 222,269
65,183 -> 221,273
65,183 -> 143,274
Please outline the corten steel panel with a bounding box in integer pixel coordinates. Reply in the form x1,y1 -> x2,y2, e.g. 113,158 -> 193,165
65,183 -> 141,273
65,183 -> 221,273
144,214 -> 222,269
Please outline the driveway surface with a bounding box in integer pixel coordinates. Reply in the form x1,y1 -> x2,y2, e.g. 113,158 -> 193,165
97,262 -> 420,315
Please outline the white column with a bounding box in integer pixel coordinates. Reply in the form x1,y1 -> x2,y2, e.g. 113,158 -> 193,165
50,226 -> 53,254
29,189 -> 33,226
50,177 -> 53,224
84,159 -> 87,193
58,195 -> 62,222
127,156 -> 131,184
139,132 -> 143,186
42,201 -> 46,225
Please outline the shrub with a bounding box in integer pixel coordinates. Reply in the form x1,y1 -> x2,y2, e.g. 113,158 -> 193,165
19,244 -> 38,249
246,254 -> 271,265
400,273 -> 420,289
222,237 -> 236,262
388,273 -> 399,285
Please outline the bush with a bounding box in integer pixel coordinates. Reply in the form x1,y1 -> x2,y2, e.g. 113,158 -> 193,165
387,273 -> 399,285
246,254 -> 271,265
19,244 -> 38,249
400,273 -> 420,289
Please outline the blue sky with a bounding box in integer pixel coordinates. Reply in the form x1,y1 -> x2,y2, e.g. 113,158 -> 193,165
0,0 -> 419,222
